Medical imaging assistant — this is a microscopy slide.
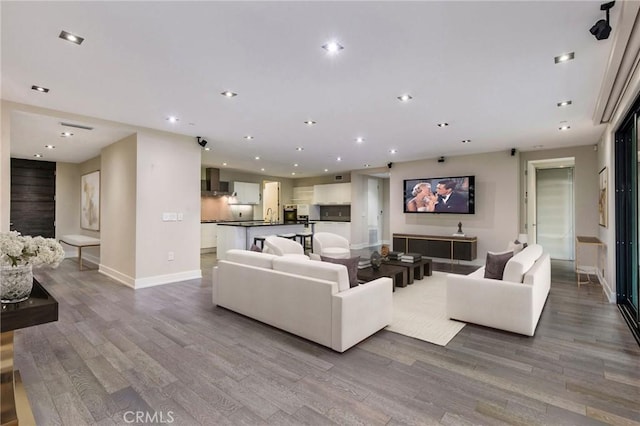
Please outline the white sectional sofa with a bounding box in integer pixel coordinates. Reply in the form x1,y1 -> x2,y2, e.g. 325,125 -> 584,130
446,244 -> 551,336
212,249 -> 393,352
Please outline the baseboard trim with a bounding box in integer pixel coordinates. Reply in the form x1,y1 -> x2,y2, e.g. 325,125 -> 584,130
98,266 -> 202,289
99,264 -> 135,288
134,269 -> 202,289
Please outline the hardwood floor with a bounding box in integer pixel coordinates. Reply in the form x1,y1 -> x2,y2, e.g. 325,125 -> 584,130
12,255 -> 639,425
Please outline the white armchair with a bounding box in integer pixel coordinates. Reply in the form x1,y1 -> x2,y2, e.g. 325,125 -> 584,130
312,232 -> 351,259
264,236 -> 308,259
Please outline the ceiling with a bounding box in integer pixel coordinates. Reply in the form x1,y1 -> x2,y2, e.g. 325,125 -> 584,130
1,1 -> 620,178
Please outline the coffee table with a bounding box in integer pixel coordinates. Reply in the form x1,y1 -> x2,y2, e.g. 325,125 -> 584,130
383,258 -> 432,284
357,264 -> 407,289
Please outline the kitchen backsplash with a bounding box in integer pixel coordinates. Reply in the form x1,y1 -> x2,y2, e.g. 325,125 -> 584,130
201,197 -> 255,221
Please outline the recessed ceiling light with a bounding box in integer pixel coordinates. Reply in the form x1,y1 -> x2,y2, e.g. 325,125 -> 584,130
364,164 -> 371,168
397,94 -> 413,102
324,169 -> 329,172
293,163 -> 298,167
244,135 -> 254,140
254,156 -> 260,160
34,154 -> 43,158
336,157 -> 342,162
322,41 -> 344,53
389,149 -> 398,154
559,123 -> 571,131
437,122 -> 449,127
31,85 -> 49,93
166,116 -> 179,123
296,147 -> 304,151
291,172 -> 296,176
222,162 -> 228,166
557,100 -> 572,107
462,139 -> 471,144
554,52 -> 575,64
204,147 -> 211,151
59,30 -> 84,45
45,145 -> 55,149
304,120 -> 317,125
221,91 -> 237,97
260,168 -> 265,172
355,137 -> 365,143
60,132 -> 73,137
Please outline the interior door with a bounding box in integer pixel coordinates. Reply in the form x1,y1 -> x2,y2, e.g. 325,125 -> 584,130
535,167 -> 575,260
10,158 -> 56,238
263,181 -> 280,222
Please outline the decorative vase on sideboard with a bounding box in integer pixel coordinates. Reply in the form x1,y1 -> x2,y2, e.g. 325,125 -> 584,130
0,264 -> 33,303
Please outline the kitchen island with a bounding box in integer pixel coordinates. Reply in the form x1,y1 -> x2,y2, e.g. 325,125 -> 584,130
217,221 -> 314,260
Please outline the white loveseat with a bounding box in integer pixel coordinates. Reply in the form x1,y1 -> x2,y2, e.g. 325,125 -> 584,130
212,249 -> 393,352
446,244 -> 551,336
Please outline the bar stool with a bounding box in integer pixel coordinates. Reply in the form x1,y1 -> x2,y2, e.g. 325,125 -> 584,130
277,233 -> 296,240
253,236 -> 268,249
295,232 -> 313,251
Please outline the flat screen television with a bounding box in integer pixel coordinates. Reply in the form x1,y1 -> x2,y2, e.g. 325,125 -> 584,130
403,176 -> 475,214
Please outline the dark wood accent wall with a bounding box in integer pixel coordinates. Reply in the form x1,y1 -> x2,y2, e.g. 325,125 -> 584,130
393,233 -> 477,261
10,158 -> 56,238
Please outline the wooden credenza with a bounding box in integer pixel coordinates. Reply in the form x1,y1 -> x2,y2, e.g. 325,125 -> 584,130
393,233 -> 477,261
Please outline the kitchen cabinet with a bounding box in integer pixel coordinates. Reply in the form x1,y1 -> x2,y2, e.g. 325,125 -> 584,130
314,221 -> 351,241
231,182 -> 260,204
292,186 -> 314,204
312,183 -> 351,205
201,223 -> 218,250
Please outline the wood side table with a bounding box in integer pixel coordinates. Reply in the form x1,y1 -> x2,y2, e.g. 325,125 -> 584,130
1,279 -> 58,425
575,236 -> 606,287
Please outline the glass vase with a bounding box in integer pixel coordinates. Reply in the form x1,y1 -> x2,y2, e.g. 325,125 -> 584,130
0,263 -> 34,303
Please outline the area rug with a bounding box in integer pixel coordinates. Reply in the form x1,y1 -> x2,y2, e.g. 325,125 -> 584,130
385,271 -> 465,346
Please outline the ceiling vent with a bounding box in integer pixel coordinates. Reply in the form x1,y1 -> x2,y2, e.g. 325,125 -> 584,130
60,122 -> 94,131
334,175 -> 344,181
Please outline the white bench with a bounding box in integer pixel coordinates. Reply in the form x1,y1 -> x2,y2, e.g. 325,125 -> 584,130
59,234 -> 100,270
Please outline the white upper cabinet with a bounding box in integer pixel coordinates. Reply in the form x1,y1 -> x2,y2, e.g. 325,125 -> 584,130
231,182 -> 260,204
313,183 -> 351,205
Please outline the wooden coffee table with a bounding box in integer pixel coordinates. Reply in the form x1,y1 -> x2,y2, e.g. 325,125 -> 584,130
383,258 -> 432,284
357,264 -> 408,289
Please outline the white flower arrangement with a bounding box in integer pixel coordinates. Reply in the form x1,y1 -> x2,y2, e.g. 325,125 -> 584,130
0,231 -> 65,268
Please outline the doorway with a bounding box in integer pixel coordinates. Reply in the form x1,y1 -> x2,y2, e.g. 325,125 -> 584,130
262,181 -> 280,223
615,94 -> 639,343
367,178 -> 383,246
526,158 -> 575,259
10,158 -> 56,238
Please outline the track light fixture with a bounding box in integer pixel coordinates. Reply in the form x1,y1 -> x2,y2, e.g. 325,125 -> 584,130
590,1 -> 615,40
196,136 -> 208,148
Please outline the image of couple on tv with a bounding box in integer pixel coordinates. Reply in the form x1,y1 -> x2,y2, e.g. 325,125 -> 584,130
406,178 -> 469,213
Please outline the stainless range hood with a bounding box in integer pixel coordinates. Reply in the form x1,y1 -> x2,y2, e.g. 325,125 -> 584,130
201,168 -> 230,196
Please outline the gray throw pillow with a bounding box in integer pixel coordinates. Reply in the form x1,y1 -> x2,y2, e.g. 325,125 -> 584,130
320,255 -> 359,288
484,250 -> 514,280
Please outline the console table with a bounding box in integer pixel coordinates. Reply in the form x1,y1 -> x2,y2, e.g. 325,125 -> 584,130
575,236 -> 605,287
393,233 -> 477,261
1,279 -> 58,425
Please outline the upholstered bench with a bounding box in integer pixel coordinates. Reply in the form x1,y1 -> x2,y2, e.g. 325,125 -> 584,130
59,234 -> 100,270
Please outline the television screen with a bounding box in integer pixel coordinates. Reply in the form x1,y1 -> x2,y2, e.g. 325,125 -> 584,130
403,176 -> 475,214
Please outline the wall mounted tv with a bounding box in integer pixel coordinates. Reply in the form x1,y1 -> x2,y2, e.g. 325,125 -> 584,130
403,176 -> 475,214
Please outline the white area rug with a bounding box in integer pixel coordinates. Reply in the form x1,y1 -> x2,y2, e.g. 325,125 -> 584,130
386,271 -> 465,346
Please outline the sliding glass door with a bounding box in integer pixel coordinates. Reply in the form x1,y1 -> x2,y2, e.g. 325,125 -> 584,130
615,96 -> 640,344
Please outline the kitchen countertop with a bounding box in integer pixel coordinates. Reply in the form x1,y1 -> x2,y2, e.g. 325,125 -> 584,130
217,221 -> 314,227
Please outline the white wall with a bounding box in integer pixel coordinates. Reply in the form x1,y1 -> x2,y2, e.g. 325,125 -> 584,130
390,151 -> 520,264
100,134 -> 138,284
135,130 -> 201,285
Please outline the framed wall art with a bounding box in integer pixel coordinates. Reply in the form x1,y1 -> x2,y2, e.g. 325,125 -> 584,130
81,170 -> 100,231
598,166 -> 607,228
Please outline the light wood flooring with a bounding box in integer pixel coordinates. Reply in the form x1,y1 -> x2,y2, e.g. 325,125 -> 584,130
11,254 -> 640,425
